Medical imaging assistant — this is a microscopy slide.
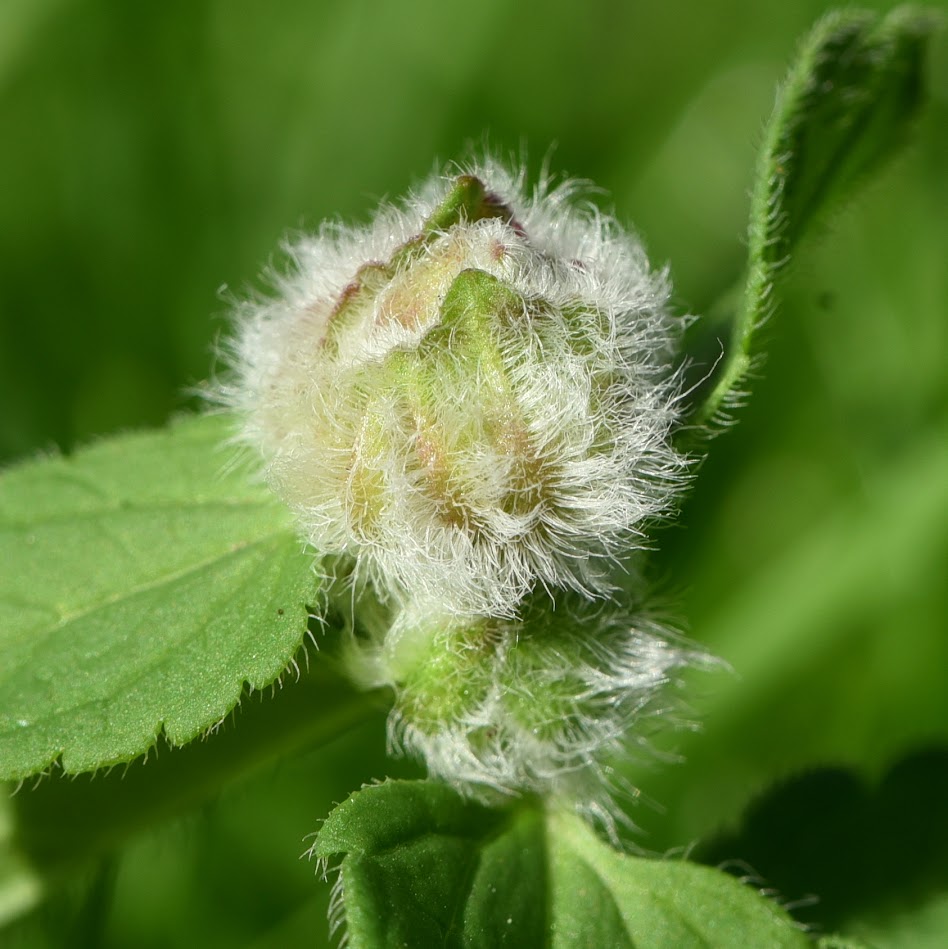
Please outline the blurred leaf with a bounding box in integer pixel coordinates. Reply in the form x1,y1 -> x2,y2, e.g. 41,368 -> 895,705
687,6 -> 935,428
700,748 -> 948,933
0,817 -> 43,931
853,891 -> 948,949
0,0 -> 69,92
0,413 -> 317,779
315,780 -> 812,948
624,424 -> 948,850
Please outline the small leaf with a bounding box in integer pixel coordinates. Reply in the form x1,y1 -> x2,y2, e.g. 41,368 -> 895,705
0,413 -> 317,779
314,780 -> 812,948
686,6 -> 934,428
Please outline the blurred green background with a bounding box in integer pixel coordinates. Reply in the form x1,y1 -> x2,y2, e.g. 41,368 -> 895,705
2,0 -> 946,946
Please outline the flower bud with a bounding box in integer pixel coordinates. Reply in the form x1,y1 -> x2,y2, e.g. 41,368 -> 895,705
223,159 -> 685,614
353,591 -> 714,825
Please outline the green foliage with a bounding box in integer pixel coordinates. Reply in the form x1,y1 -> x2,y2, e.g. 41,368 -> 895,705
0,2 -> 944,948
315,780 -> 811,948
0,414 -> 317,779
686,6 -> 935,428
700,749 -> 948,934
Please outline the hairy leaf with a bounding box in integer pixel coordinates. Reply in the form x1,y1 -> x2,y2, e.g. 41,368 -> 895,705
314,780 -> 811,948
686,6 -> 934,428
0,413 -> 317,779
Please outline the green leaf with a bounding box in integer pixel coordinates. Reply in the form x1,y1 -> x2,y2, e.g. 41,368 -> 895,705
0,413 -> 318,779
314,780 -> 811,948
686,6 -> 934,429
699,750 -> 948,937
0,666 -> 384,933
9,665 -> 376,860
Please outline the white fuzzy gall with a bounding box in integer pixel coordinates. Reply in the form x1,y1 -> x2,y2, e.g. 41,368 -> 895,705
222,158 -> 687,615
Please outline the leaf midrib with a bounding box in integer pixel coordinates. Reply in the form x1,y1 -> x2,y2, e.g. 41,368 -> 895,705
0,543 -> 282,731
0,523 -> 301,662
0,496 -> 279,532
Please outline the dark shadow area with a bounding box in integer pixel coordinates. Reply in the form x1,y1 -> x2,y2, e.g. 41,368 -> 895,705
698,746 -> 948,932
